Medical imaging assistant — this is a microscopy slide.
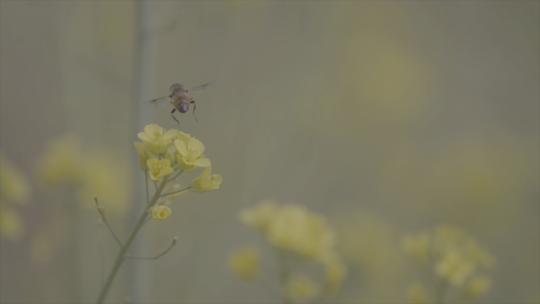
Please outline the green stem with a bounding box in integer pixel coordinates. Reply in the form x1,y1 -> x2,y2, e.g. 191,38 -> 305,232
96,178 -> 168,304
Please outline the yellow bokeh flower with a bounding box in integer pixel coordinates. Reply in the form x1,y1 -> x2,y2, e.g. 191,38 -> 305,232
324,257 -> 346,293
151,205 -> 172,220
146,158 -> 173,181
174,137 -> 211,170
0,155 -> 30,203
285,273 -> 320,304
266,205 -> 335,261
241,201 -> 341,263
240,200 -> 279,232
228,247 -> 259,281
402,232 -> 430,261
37,136 -> 85,187
0,206 -> 23,239
403,225 -> 494,297
191,167 -> 222,192
406,282 -> 432,304
465,276 -> 491,298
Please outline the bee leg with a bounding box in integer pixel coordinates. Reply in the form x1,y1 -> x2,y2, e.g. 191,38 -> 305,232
170,108 -> 180,124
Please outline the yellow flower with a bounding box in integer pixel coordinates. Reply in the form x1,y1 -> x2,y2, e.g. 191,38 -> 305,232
174,137 -> 211,170
228,247 -> 259,281
0,155 -> 29,203
0,207 -> 23,239
137,124 -> 177,155
146,158 -> 173,181
285,274 -> 320,303
406,282 -> 432,304
79,154 -> 131,215
241,201 -> 341,263
191,167 -> 222,192
404,225 -> 494,295
239,200 -> 279,232
324,257 -> 346,293
151,205 -> 172,220
266,204 -> 335,261
402,233 -> 430,261
435,251 -> 475,286
38,136 -> 85,187
465,276 -> 491,298
134,142 -> 150,169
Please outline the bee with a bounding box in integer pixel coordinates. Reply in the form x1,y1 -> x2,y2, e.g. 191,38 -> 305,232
149,82 -> 212,124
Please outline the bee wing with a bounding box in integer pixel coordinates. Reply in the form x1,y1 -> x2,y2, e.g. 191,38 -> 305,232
190,81 -> 213,92
147,96 -> 169,103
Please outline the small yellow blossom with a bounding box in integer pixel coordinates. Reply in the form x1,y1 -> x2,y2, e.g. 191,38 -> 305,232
0,207 -> 23,239
285,274 -> 320,304
174,137 -> 211,170
38,137 -> 85,187
324,257 -> 346,293
265,204 -> 335,261
403,225 -> 494,299
465,276 -> 491,298
146,158 -> 173,181
191,167 -> 222,192
406,282 -> 432,304
241,201 -> 342,265
240,200 -> 279,232
435,251 -> 475,286
151,205 -> 172,220
0,156 -> 30,203
228,247 -> 259,281
402,233 -> 430,261
137,124 -> 177,155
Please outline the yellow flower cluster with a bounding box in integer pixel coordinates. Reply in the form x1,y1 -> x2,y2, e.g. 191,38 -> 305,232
135,124 -> 211,176
134,124 -> 222,220
402,225 -> 494,301
0,155 -> 30,239
37,137 -> 131,215
234,200 -> 346,303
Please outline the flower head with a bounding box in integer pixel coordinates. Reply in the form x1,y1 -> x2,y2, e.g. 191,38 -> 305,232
151,205 -> 172,220
286,273 -> 320,304
465,275 -> 491,298
174,137 -> 211,170
147,158 -> 173,181
403,225 -> 495,298
228,247 -> 259,281
137,124 -> 177,155
242,202 -> 337,262
37,137 -> 85,187
0,155 -> 29,203
191,167 -> 222,192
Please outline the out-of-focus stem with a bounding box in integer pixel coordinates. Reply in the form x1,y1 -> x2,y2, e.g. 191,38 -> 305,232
96,178 -> 168,304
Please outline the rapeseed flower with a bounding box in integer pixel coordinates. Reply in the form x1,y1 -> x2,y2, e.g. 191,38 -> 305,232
402,225 -> 494,302
286,274 -> 320,303
151,205 -> 172,220
0,155 -> 29,239
228,247 -> 259,281
191,167 -> 222,192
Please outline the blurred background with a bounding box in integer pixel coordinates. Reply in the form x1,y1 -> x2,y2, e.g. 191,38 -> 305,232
0,1 -> 538,303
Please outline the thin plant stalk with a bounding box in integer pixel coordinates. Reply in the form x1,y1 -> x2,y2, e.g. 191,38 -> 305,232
96,177 -> 169,304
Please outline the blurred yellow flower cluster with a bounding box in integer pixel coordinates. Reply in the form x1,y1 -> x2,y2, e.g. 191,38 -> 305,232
0,155 -> 30,239
403,225 -> 495,303
134,124 -> 222,220
37,136 -> 130,215
231,200 -> 346,303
